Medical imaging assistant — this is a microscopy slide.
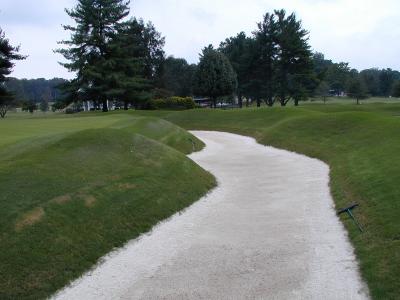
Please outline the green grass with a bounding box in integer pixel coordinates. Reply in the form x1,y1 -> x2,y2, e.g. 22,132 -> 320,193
306,96 -> 400,105
0,115 -> 215,299
128,104 -> 400,300
3,104 -> 400,299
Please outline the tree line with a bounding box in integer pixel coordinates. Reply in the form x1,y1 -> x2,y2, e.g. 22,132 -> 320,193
2,1 -> 400,118
4,78 -> 67,107
54,1 -> 400,109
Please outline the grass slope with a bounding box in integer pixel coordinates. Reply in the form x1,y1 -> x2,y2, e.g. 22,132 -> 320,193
132,105 -> 400,300
0,116 -> 215,299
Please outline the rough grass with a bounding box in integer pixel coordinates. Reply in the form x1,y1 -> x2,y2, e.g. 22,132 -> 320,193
131,104 -> 400,300
0,116 -> 215,299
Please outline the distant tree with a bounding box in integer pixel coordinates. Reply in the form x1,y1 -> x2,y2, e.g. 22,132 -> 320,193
5,78 -> 67,104
325,62 -> 350,96
312,52 -> 332,82
22,100 -> 37,113
52,100 -> 67,112
347,76 -> 369,105
39,99 -> 49,112
392,81 -> 400,98
242,38 -> 263,107
57,0 -> 130,112
273,10 -> 315,106
194,45 -> 237,108
0,28 -> 26,118
219,32 -> 253,108
360,69 -> 381,96
160,56 -> 196,97
253,13 -> 278,107
314,81 -> 330,103
379,68 -> 399,97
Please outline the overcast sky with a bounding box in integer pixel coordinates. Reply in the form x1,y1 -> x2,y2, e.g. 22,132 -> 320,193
1,0 -> 400,79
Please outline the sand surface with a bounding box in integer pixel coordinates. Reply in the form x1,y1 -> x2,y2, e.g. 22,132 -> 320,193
53,131 -> 369,300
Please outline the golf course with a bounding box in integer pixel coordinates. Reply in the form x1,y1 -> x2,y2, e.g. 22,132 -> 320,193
2,0 -> 400,298
0,102 -> 399,299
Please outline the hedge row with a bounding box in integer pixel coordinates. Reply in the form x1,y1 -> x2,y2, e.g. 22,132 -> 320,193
148,97 -> 196,110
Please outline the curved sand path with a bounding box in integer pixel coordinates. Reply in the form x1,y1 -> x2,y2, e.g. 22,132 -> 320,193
53,131 -> 369,299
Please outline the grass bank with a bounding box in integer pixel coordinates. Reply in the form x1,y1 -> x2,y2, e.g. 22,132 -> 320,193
132,104 -> 400,299
0,115 -> 215,299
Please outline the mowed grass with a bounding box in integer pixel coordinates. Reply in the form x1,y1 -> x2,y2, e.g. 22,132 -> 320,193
0,115 -> 215,299
131,104 -> 400,300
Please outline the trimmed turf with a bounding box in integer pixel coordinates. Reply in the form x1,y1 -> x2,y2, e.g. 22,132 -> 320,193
2,104 -> 400,299
130,104 -> 400,300
0,116 -> 215,299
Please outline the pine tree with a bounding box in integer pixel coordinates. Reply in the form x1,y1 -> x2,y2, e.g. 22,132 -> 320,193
160,56 -> 196,97
105,18 -> 155,110
194,46 -> 237,108
219,32 -> 253,108
253,13 -> 277,107
0,28 -> 26,118
274,10 -> 314,106
57,0 -> 130,112
141,21 -> 165,87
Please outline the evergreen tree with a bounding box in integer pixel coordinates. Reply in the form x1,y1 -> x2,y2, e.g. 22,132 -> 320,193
253,13 -> 278,107
57,0 -> 130,112
104,18 -> 153,110
0,28 -> 26,118
194,45 -> 237,108
274,10 -> 314,106
106,18 -> 165,109
160,56 -> 196,97
219,32 -> 253,108
142,21 -> 165,87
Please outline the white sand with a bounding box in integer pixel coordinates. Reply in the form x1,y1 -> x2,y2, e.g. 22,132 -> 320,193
53,131 -> 369,300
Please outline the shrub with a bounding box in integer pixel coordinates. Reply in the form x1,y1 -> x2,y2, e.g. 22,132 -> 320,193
147,97 -> 196,110
65,108 -> 77,114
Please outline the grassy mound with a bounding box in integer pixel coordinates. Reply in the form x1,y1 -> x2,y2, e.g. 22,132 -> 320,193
0,120 -> 215,299
137,105 -> 400,300
114,116 -> 204,153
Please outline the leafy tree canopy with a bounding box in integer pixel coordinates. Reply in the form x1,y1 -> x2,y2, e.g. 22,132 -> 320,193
194,45 -> 237,108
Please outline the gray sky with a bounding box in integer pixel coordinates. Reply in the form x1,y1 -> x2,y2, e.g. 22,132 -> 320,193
1,0 -> 400,79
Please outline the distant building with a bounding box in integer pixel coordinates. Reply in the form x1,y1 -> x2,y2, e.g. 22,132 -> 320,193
193,97 -> 212,107
82,100 -> 118,111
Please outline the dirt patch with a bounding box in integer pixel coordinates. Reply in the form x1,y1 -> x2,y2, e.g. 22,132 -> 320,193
76,193 -> 97,207
118,183 -> 137,190
15,207 -> 45,231
51,194 -> 72,205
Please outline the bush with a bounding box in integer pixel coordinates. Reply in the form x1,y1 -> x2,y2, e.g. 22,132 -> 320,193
147,97 -> 196,110
65,108 -> 77,114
